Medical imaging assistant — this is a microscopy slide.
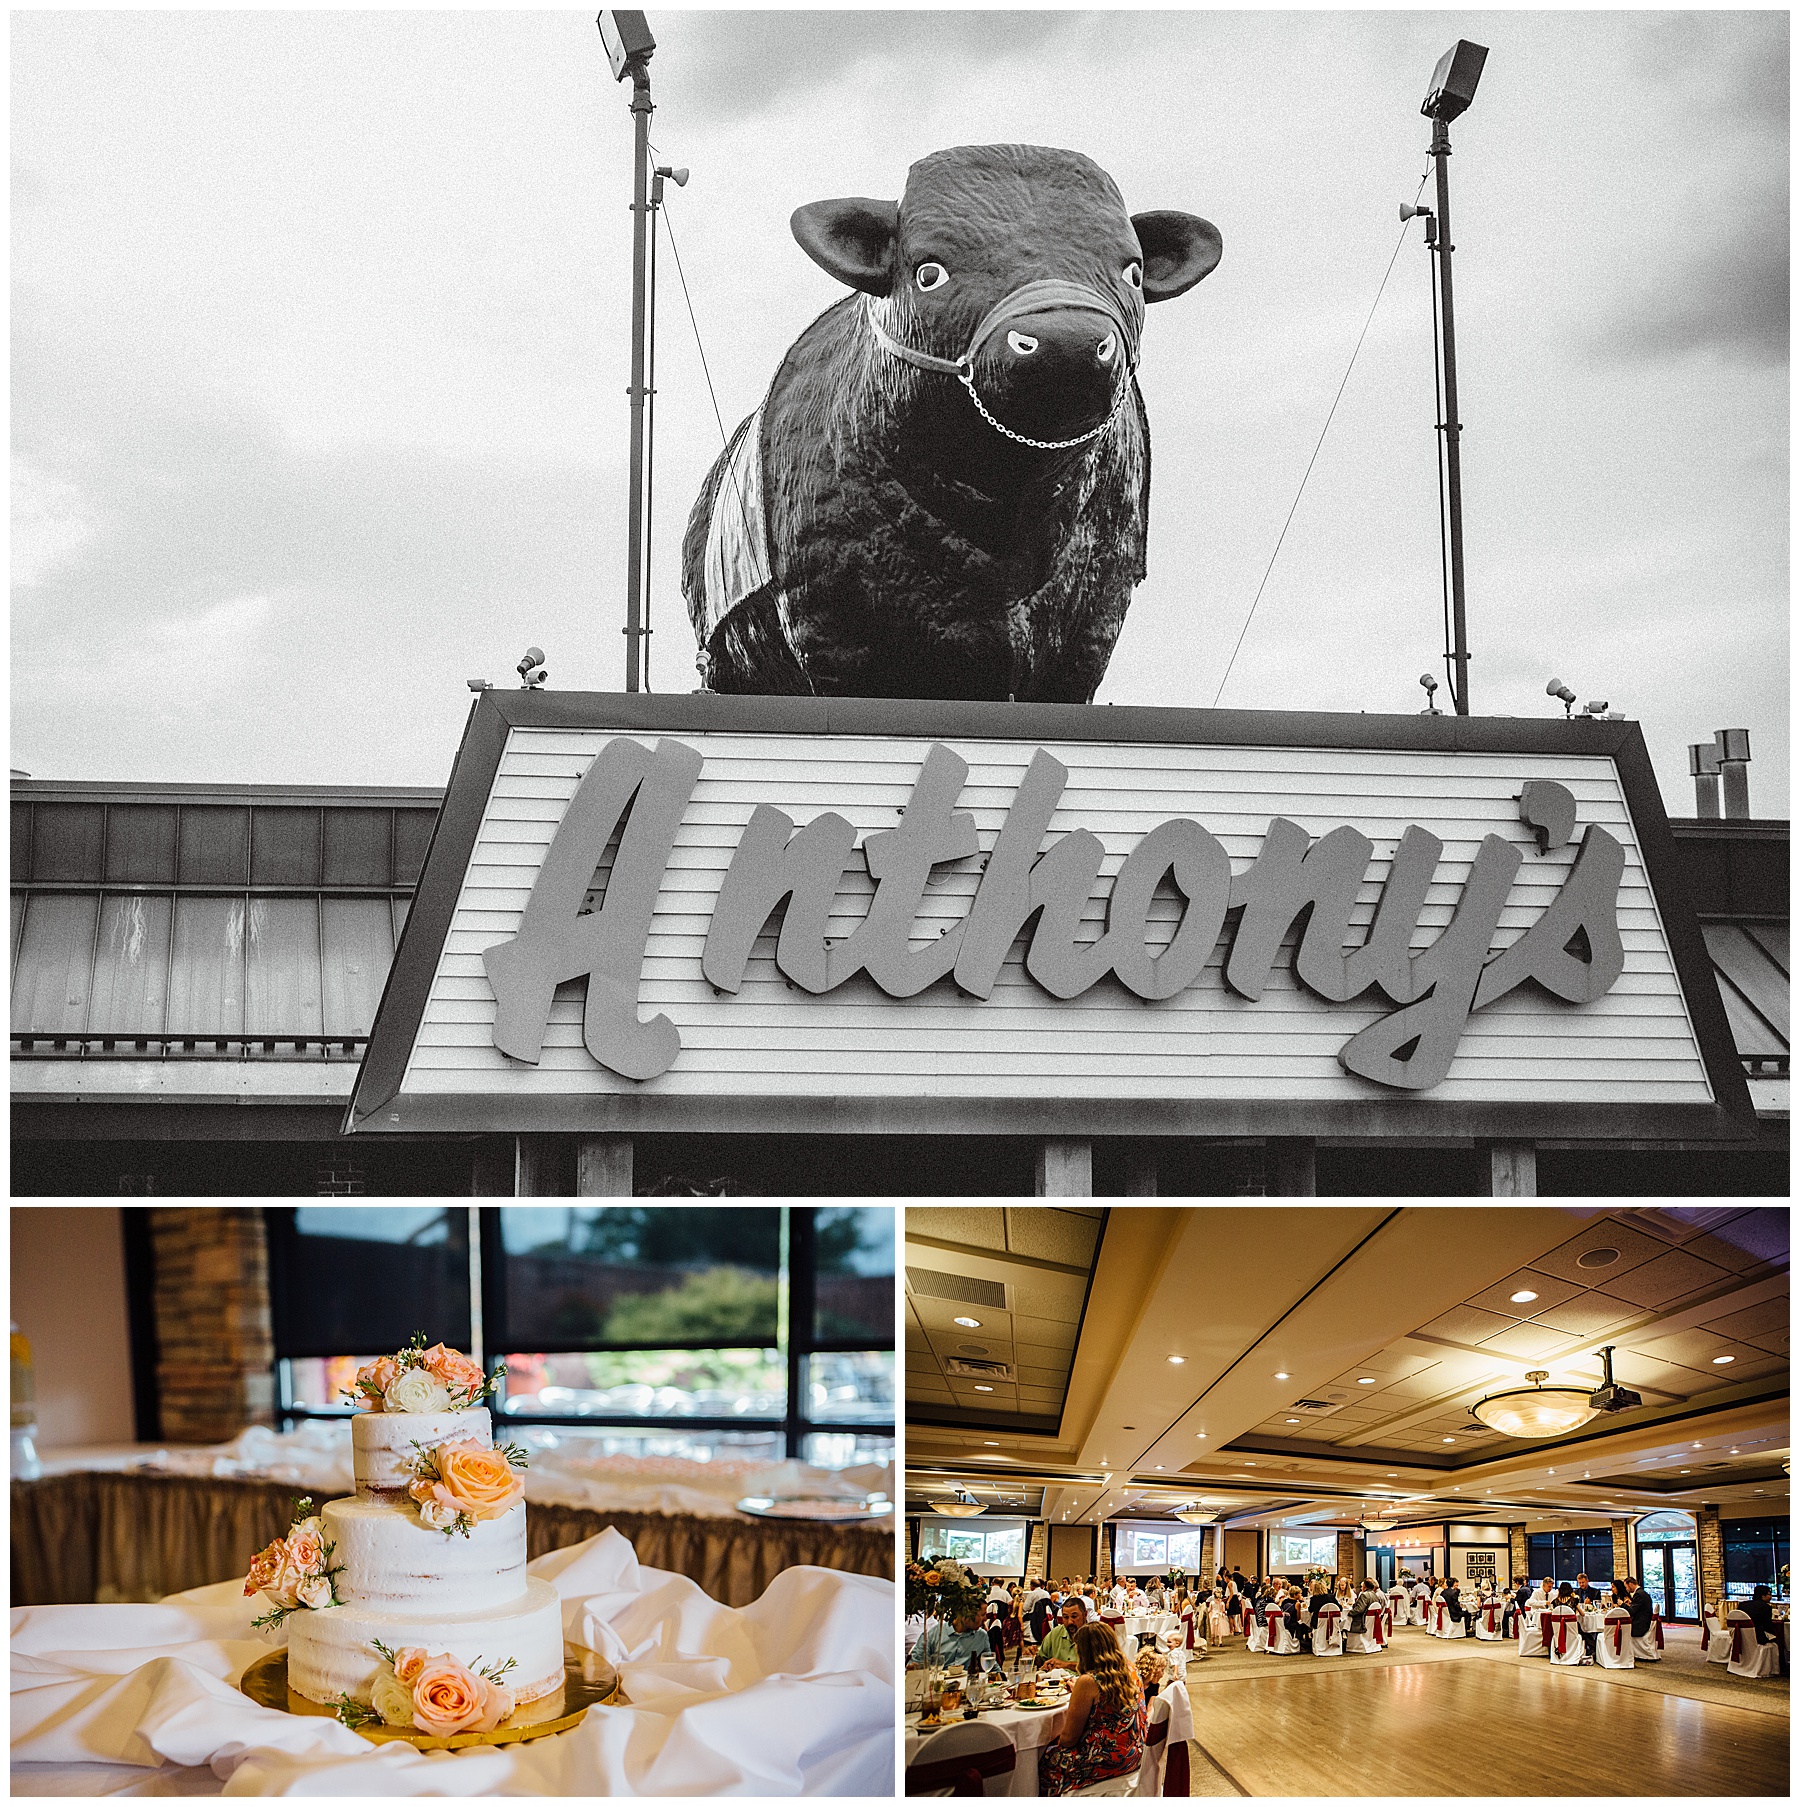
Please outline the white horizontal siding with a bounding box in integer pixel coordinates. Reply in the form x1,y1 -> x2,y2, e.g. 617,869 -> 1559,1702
400,730 -> 1713,1106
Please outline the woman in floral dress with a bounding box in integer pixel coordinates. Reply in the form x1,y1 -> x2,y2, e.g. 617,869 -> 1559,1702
1038,1623 -> 1147,1796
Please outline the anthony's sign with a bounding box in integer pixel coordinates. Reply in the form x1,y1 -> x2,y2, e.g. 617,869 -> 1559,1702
347,693 -> 1749,1141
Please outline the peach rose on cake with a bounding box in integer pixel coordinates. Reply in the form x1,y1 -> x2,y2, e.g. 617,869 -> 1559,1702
355,1356 -> 400,1408
285,1525 -> 326,1573
470,1674 -> 516,1734
393,1647 -> 428,1686
421,1343 -> 486,1402
409,1655 -> 489,1736
434,1441 -> 524,1521
244,1537 -> 288,1599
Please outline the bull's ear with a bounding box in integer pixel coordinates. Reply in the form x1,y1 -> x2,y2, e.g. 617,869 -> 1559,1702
1130,211 -> 1223,301
791,198 -> 899,297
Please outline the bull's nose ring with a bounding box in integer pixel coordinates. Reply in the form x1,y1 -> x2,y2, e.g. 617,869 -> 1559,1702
1006,330 -> 1039,356
1096,332 -> 1118,364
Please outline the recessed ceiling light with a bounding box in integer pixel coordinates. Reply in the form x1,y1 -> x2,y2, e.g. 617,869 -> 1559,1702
974,1384 -> 994,1392
1712,1355 -> 1735,1365
1196,1432 -> 1207,1439
953,1316 -> 982,1328
1357,1376 -> 1376,1385
983,1440 -> 998,1446
1731,1448 -> 1741,1455
1286,1417 -> 1301,1424
1244,1462 -> 1257,1467
1168,1355 -> 1186,1365
1443,1437 -> 1456,1443
1274,1372 -> 1290,1380
1681,1469 -> 1690,1474
1510,1290 -> 1539,1303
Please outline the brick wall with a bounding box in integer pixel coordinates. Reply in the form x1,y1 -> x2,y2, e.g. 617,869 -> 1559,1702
1509,1524 -> 1528,1582
1097,1523 -> 1114,1587
1337,1529 -> 1362,1581
1026,1520 -> 1049,1583
1612,1520 -> 1632,1584
149,1209 -> 275,1442
1696,1506 -> 1724,1618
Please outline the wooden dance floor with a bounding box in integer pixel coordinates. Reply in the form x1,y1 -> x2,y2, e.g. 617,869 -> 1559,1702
1189,1659 -> 1789,1796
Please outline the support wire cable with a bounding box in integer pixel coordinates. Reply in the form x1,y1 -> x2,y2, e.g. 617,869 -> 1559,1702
1210,170 -> 1433,709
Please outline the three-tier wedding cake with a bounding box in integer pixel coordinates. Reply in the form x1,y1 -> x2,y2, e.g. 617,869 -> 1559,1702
245,1338 -> 565,1734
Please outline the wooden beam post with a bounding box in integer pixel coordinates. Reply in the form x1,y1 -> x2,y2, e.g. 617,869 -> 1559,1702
1487,1141 -> 1537,1196
576,1135 -> 634,1196
1036,1137 -> 1093,1196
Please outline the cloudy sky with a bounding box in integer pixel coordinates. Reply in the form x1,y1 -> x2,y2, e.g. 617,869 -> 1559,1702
12,8 -> 1788,815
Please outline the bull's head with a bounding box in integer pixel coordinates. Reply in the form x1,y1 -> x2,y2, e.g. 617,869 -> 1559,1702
792,144 -> 1220,449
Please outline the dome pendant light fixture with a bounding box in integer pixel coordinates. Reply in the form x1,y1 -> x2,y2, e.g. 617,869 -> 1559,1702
1359,1503 -> 1399,1533
1174,1502 -> 1218,1525
930,1485 -> 988,1518
1472,1370 -> 1601,1439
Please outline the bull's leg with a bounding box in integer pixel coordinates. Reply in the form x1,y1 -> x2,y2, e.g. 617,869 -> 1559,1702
703,590 -> 815,695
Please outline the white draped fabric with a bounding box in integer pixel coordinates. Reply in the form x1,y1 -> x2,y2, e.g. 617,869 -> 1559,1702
11,1528 -> 893,1796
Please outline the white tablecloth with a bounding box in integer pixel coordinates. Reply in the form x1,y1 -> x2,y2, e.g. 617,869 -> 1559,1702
905,1679 -> 1190,1797
12,1528 -> 893,1796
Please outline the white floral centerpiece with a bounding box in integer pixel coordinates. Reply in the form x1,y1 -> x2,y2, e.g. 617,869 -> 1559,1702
341,1333 -> 504,1415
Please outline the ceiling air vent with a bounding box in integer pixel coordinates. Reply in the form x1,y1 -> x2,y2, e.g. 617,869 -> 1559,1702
908,1267 -> 1008,1309
1291,1399 -> 1337,1413
947,1358 -> 1016,1382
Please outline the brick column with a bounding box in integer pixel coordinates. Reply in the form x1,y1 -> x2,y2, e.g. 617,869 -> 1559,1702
1026,1520 -> 1049,1584
1612,1519 -> 1632,1585
1097,1524 -> 1114,1587
1509,1524 -> 1528,1583
1696,1506 -> 1724,1619
1198,1526 -> 1215,1584
149,1209 -> 275,1442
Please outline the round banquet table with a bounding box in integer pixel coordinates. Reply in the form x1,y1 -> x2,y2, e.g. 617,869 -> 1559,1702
907,1699 -> 1069,1796
1124,1612 -> 1181,1644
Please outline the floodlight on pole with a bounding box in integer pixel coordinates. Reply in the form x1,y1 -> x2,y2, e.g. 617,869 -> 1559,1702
598,11 -> 657,693
1418,38 -> 1487,717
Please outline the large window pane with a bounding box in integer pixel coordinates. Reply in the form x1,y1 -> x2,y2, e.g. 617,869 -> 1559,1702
497,1206 -> 781,1349
804,1431 -> 894,1469
268,1206 -> 470,1358
499,1348 -> 784,1418
804,1350 -> 894,1423
814,1206 -> 894,1345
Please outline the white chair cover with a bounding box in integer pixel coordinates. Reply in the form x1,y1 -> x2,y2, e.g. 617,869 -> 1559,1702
1344,1604 -> 1381,1655
1544,1607 -> 1583,1665
1475,1598 -> 1504,1642
1725,1610 -> 1781,1680
1702,1608 -> 1731,1665
1430,1597 -> 1449,1638
1632,1613 -> 1665,1662
1313,1603 -> 1344,1655
1386,1587 -> 1409,1630
1265,1606 -> 1298,1655
1596,1607 -> 1634,1669
1245,1610 -> 1268,1653
906,1720 -> 1019,1797
1517,1607 -> 1547,1658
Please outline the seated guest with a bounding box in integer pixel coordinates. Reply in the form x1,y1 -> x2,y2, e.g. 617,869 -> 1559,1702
1627,1578 -> 1655,1639
909,1609 -> 991,1670
1037,1598 -> 1090,1673
1145,1579 -> 1165,1610
1746,1584 -> 1778,1644
1608,1579 -> 1630,1609
1573,1572 -> 1603,1603
1039,1623 -> 1147,1796
1109,1580 -> 1130,1615
1284,1589 -> 1313,1652
1445,1580 -> 1469,1635
1307,1580 -> 1332,1627
1348,1581 -> 1378,1634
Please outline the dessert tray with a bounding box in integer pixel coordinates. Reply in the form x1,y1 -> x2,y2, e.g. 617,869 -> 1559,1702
239,1642 -> 622,1750
735,1493 -> 894,1520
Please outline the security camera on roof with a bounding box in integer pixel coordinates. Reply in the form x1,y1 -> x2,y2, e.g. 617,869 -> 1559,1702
1587,1345 -> 1642,1414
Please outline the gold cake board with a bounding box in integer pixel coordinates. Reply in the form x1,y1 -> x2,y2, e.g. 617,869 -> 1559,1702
238,1642 -> 623,1750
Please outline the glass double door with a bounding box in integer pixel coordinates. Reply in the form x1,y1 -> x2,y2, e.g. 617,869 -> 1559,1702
1641,1542 -> 1699,1622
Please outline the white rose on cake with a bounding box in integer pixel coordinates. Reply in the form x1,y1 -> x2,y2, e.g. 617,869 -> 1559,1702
370,1667 -> 417,1728
384,1368 -> 452,1414
297,1574 -> 335,1611
416,1496 -> 460,1533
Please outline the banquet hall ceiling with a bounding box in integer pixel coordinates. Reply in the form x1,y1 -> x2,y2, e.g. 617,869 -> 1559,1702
905,1206 -> 1789,1532
906,1206 -> 1106,1434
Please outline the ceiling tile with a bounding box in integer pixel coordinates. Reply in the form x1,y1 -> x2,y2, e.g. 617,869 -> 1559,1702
1684,1210 -> 1789,1271
1702,1298 -> 1788,1340
1466,1268 -> 1584,1316
1529,1220 -> 1672,1286
1525,1293 -> 1642,1337
1599,1249 -> 1734,1309
1628,1327 -> 1737,1368
1743,1327 -> 1789,1356
911,1206 -> 1008,1251
1478,1322 -> 1583,1360
1005,1207 -> 1103,1267
1418,1304 -> 1520,1344
1014,1315 -> 1077,1350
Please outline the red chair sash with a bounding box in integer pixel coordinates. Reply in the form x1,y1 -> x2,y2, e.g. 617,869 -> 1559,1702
1730,1624 -> 1745,1664
906,1744 -> 1017,1796
1608,1618 -> 1625,1657
1700,1618 -> 1710,1651
1548,1611 -> 1571,1656
1653,1616 -> 1665,1649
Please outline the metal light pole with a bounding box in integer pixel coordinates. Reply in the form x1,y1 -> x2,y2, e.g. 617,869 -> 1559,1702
599,11 -> 657,693
1420,40 -> 1487,717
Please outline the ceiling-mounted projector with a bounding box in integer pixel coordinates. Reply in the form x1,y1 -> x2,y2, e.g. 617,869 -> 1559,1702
1588,1345 -> 1642,1414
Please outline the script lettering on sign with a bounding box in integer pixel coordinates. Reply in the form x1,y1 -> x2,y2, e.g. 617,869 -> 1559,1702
481,738 -> 1627,1088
